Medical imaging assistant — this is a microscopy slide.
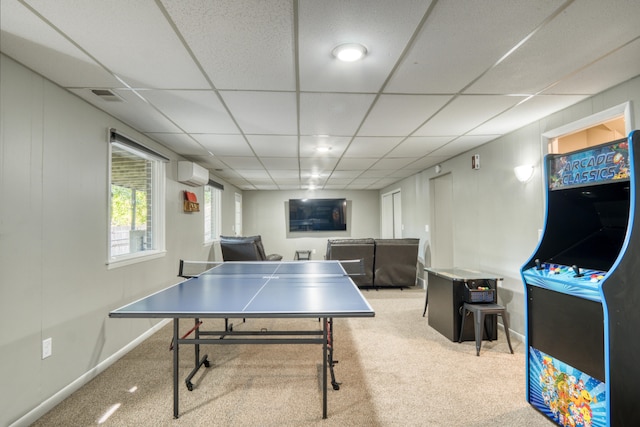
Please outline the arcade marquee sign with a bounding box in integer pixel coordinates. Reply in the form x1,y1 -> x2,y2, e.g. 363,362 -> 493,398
548,139 -> 630,190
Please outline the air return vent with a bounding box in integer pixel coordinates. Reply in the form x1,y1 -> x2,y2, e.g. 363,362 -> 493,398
91,89 -> 124,102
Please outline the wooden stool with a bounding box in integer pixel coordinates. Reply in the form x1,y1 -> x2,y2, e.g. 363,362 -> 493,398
459,302 -> 514,356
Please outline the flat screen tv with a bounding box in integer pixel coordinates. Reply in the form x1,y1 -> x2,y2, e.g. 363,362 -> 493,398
289,198 -> 347,232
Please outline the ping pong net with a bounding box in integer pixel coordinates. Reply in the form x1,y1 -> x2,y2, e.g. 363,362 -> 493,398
178,259 -> 365,279
178,260 -> 222,278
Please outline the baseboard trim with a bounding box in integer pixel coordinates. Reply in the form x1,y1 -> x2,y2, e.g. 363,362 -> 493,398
10,319 -> 170,427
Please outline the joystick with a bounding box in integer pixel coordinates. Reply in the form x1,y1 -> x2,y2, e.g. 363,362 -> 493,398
572,265 -> 583,278
535,259 -> 542,270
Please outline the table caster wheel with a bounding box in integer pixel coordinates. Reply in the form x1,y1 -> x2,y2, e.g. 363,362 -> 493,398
186,381 -> 193,391
203,360 -> 210,368
332,383 -> 340,391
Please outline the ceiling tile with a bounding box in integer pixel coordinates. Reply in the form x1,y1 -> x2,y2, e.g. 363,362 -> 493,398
221,91 -> 297,134
323,184 -> 353,190
277,184 -> 303,190
467,0 -> 640,94
300,136 -> 350,157
335,158 -> 378,170
414,95 -> 526,136
68,88 -> 183,133
470,95 -> 588,135
216,156 -> 262,169
387,136 -> 452,157
192,134 -> 254,156
188,155 -> 231,172
371,158 -> 417,170
235,170 -> 271,179
370,177 -> 403,187
299,157 -> 339,172
343,137 -> 402,158
260,158 -> 300,170
409,156 -> 451,171
146,133 -> 208,156
163,0 -> 295,91
359,95 -> 452,136
25,0 -> 209,89
247,135 -> 298,157
0,1 -> 121,88
329,170 -> 362,179
142,90 -> 238,133
430,135 -> 499,157
299,93 -> 376,136
267,170 -> 300,179
298,0 -> 433,92
386,0 -> 566,93
347,177 -> 379,186
544,39 -> 640,95
358,169 -> 396,178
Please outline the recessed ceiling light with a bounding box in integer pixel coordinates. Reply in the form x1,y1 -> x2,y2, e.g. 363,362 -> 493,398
316,146 -> 332,153
332,43 -> 367,62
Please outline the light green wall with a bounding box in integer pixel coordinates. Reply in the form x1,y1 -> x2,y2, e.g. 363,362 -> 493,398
242,189 -> 380,260
0,54 -> 239,426
380,74 -> 640,336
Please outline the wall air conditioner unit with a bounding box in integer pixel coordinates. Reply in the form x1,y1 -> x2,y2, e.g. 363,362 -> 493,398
178,161 -> 209,187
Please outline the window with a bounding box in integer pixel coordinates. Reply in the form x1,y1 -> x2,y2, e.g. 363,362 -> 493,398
204,184 -> 221,243
543,102 -> 632,155
109,129 -> 167,265
234,193 -> 242,236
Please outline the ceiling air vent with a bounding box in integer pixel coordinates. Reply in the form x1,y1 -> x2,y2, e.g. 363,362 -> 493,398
91,89 -> 124,102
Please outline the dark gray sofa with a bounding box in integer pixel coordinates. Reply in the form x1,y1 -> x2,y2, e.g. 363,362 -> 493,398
326,238 -> 419,288
373,238 -> 420,287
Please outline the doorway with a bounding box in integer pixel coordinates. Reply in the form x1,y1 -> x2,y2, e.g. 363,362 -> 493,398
431,173 -> 453,268
381,189 -> 402,238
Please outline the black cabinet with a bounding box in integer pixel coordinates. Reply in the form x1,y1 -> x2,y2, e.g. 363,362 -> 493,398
425,268 -> 500,342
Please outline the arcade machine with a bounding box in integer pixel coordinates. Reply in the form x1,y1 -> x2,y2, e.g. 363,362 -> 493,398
521,130 -> 639,427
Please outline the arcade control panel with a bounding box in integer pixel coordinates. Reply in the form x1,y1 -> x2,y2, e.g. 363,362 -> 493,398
522,259 -> 607,302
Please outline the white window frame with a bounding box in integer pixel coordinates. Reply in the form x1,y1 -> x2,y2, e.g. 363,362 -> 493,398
204,184 -> 222,244
107,129 -> 166,268
234,192 -> 243,236
541,102 -> 633,156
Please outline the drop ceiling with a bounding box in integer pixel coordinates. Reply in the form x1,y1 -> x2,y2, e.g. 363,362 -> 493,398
1,0 -> 639,190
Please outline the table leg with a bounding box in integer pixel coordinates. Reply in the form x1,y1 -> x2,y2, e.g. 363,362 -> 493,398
194,318 -> 200,366
422,287 -> 429,317
173,318 -> 179,418
322,317 -> 328,419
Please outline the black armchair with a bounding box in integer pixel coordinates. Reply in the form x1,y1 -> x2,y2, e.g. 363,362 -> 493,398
220,235 -> 283,261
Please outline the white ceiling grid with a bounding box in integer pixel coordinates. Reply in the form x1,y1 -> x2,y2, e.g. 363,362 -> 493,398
1,0 -> 639,190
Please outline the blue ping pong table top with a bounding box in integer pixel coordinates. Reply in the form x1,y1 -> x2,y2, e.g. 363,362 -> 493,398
109,261 -> 375,319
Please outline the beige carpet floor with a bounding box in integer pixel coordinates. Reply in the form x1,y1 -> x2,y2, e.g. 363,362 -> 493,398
31,288 -> 552,426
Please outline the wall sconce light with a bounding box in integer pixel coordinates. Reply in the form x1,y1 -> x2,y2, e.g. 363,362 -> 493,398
514,164 -> 534,183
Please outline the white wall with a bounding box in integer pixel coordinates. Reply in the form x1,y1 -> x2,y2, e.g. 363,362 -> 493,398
0,54 -> 239,426
242,189 -> 380,260
381,74 -> 640,337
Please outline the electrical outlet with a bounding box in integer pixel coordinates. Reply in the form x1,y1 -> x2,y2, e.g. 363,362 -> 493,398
42,337 -> 52,359
312,249 -> 316,254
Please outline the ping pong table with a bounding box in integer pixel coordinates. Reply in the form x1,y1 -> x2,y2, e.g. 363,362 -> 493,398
109,260 -> 375,419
